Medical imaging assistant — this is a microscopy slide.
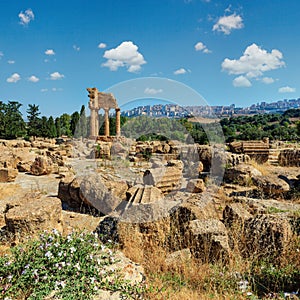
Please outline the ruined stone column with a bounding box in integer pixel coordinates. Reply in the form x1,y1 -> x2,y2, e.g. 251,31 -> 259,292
95,110 -> 99,136
104,109 -> 110,136
116,108 -> 121,136
89,108 -> 96,137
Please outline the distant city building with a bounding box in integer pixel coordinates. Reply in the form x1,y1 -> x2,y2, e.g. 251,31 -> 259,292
121,98 -> 300,118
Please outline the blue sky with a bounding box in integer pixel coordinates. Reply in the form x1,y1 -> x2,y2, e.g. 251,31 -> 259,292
0,0 -> 299,117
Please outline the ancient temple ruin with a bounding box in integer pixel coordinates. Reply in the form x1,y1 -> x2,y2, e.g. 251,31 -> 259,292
87,88 -> 121,138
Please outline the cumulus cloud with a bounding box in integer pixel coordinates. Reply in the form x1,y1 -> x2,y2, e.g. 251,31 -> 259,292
98,43 -> 107,49
7,60 -> 15,64
261,77 -> 275,84
213,13 -> 243,35
7,73 -> 21,83
144,87 -> 163,95
194,42 -> 211,53
45,49 -> 55,56
50,72 -> 64,80
233,75 -> 252,87
102,41 -> 146,73
41,88 -> 48,92
28,75 -> 39,83
278,86 -> 295,93
18,9 -> 34,26
222,43 -> 285,87
174,68 -> 187,75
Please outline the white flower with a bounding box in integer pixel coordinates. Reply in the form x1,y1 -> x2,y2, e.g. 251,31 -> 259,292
70,247 -> 76,253
74,262 -> 80,270
67,235 -> 72,242
90,277 -> 96,284
52,228 -> 59,236
58,251 -> 63,257
7,274 -> 13,282
100,244 -> 106,251
45,251 -> 53,259
32,269 -> 38,276
238,280 -> 249,292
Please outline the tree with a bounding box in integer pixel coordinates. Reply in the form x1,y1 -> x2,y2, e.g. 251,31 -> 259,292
59,113 -> 71,137
3,101 -> 26,139
27,104 -> 41,137
40,116 -> 49,137
70,111 -> 80,136
297,121 -> 300,137
47,116 -> 57,138
55,117 -> 61,137
78,105 -> 88,138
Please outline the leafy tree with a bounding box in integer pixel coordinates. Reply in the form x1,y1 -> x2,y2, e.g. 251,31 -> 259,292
55,117 -> 61,137
297,121 -> 300,137
2,101 -> 26,139
40,116 -> 49,137
59,113 -> 71,137
27,104 -> 41,137
47,116 -> 57,138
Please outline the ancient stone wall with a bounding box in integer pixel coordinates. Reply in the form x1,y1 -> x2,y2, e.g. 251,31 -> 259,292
278,149 -> 300,167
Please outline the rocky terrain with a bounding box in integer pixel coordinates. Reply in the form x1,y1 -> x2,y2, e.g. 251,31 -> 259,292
0,137 -> 299,299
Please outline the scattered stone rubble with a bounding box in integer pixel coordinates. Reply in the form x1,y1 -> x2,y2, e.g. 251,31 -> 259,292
0,138 -> 299,272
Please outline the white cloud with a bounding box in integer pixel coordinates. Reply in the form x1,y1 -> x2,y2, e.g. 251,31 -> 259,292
7,73 -> 21,83
52,88 -> 63,92
45,49 -> 55,56
233,75 -> 252,87
50,72 -> 64,80
222,43 -> 285,81
28,75 -> 39,83
213,13 -> 243,35
261,77 -> 275,84
41,88 -> 48,92
174,68 -> 187,75
144,87 -> 163,95
194,41 -> 211,53
73,45 -> 80,51
278,86 -> 295,93
7,60 -> 15,64
0,51 -> 3,59
18,9 -> 34,26
102,41 -> 146,73
98,43 -> 107,49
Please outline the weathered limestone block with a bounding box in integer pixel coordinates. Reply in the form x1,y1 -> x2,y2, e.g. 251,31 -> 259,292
4,196 -> 63,242
278,149 -> 300,167
143,161 -> 183,194
0,168 -> 18,182
224,164 -> 261,186
223,203 -> 252,227
30,156 -> 53,176
125,185 -> 163,204
188,219 -> 230,263
252,175 -> 290,196
244,214 -> 292,258
186,179 -> 206,193
165,248 -> 192,266
104,180 -> 128,201
226,153 -> 250,167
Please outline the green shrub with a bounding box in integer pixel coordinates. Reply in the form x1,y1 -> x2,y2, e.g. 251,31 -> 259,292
0,230 -> 143,299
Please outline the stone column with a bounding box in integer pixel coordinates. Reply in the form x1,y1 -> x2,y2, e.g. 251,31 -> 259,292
89,108 -> 96,137
95,110 -> 99,136
104,109 -> 110,136
116,108 -> 121,136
